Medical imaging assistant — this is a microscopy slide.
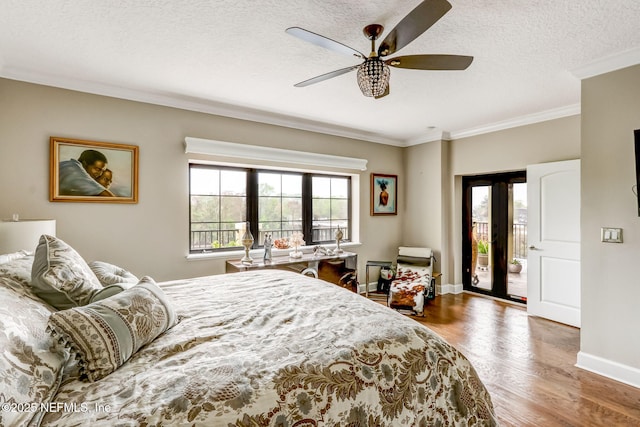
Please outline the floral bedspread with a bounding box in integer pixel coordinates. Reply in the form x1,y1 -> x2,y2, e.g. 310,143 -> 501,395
41,270 -> 497,426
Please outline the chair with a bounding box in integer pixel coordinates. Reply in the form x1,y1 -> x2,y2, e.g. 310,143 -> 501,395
387,247 -> 435,316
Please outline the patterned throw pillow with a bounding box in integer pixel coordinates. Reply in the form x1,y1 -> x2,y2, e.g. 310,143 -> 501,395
30,235 -> 102,309
0,253 -> 35,289
88,260 -> 139,286
47,276 -> 179,382
0,278 -> 68,427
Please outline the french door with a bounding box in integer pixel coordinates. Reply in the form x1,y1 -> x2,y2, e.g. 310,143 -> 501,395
527,160 -> 580,326
462,171 -> 527,302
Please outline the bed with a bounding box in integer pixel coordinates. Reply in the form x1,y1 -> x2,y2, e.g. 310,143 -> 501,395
0,235 -> 498,426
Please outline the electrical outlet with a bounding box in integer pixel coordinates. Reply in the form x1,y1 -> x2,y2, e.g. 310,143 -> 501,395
601,227 -> 623,243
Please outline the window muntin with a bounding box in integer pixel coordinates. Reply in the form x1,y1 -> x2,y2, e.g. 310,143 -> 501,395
189,165 -> 350,252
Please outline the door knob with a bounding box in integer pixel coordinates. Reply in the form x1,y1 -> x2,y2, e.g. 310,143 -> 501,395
529,245 -> 537,250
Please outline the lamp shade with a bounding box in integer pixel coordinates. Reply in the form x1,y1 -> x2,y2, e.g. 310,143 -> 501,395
0,219 -> 56,254
357,58 -> 390,97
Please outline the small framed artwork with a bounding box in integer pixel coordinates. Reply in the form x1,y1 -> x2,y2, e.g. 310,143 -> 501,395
50,137 -> 139,203
370,173 -> 397,215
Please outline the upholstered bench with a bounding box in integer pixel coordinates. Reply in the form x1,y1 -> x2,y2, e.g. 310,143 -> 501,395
387,247 -> 433,316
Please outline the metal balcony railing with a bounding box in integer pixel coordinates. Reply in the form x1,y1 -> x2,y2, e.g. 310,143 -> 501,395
190,226 -> 347,251
475,221 -> 528,259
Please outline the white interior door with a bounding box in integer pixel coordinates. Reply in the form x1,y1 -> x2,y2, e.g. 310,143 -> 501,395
527,159 -> 581,327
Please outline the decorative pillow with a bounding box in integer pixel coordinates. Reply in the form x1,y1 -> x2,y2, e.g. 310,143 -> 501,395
88,260 -> 139,286
48,276 -> 179,382
0,249 -> 32,264
398,246 -> 432,258
0,253 -> 35,288
89,282 -> 133,303
0,279 -> 68,427
31,235 -> 102,309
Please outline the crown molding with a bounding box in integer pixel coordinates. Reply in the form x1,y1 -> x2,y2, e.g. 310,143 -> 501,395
0,66 -> 404,146
2,65 -> 582,147
571,46 -> 640,80
448,104 -> 581,140
399,103 -> 581,146
404,130 -> 451,146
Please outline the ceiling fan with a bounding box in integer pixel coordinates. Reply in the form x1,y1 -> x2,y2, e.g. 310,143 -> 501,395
286,0 -> 473,98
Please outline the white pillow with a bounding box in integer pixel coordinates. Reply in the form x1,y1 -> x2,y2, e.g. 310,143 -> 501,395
398,247 -> 432,258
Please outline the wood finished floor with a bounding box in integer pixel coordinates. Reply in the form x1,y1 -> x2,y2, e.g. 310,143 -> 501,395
370,292 -> 640,426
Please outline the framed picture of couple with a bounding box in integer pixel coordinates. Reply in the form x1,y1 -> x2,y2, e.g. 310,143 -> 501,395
370,173 -> 397,215
49,137 -> 139,203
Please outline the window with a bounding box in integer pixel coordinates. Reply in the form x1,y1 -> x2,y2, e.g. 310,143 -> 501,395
189,164 -> 351,253
311,176 -> 350,243
258,172 -> 302,239
189,167 -> 246,250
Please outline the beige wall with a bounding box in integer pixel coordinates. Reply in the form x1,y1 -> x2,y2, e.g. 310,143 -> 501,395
0,78 -> 404,281
402,139 -> 452,281
402,141 -> 443,249
448,116 -> 582,285
580,64 -> 640,372
402,116 -> 581,285
449,116 -> 582,176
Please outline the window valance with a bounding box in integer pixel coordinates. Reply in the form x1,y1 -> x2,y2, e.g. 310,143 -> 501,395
184,137 -> 367,171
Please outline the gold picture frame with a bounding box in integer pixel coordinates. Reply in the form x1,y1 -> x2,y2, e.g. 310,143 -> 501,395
49,137 -> 139,203
370,173 -> 397,215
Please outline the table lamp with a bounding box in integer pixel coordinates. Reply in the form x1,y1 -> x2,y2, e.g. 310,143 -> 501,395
0,218 -> 56,254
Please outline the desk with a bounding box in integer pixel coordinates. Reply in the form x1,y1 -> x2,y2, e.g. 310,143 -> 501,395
364,260 -> 393,298
226,251 -> 357,286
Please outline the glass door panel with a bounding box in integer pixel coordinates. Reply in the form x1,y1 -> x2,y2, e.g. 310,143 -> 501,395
463,171 -> 526,303
507,182 -> 528,300
471,186 -> 492,291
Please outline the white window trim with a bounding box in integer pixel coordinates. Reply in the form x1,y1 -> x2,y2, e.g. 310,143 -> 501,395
186,241 -> 362,261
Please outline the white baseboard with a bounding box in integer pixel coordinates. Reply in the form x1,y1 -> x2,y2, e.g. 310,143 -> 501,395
576,351 -> 640,389
437,283 -> 463,295
359,282 -> 378,294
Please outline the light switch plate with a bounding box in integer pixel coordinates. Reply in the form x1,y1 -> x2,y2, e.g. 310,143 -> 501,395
601,227 -> 623,243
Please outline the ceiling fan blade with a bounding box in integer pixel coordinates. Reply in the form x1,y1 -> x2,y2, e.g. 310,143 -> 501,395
294,65 -> 359,87
374,84 -> 390,99
286,27 -> 365,59
378,0 -> 452,57
386,54 -> 473,70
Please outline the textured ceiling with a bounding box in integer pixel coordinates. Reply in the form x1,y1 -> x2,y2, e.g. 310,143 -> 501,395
1,0 -> 640,145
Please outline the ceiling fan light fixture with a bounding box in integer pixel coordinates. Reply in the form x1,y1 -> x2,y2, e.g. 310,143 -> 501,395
357,58 -> 390,97
288,0 -> 471,96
